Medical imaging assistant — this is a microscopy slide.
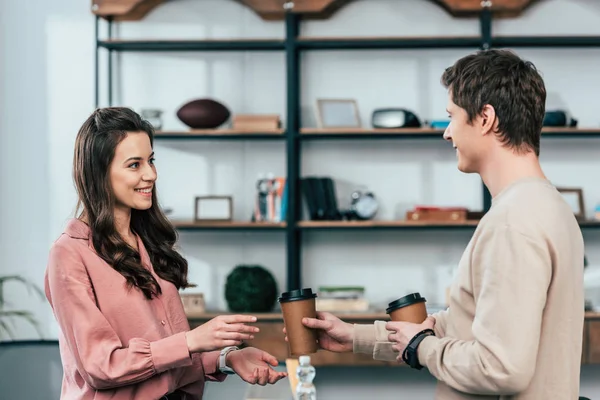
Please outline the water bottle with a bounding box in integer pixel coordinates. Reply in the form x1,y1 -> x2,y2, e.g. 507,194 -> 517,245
296,355 -> 316,400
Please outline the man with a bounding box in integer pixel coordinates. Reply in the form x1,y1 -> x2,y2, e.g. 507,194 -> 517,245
288,49 -> 585,399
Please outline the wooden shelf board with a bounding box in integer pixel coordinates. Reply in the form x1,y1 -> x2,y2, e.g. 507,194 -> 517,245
97,38 -> 285,52
301,127 -> 600,134
101,38 -> 284,44
579,220 -> 600,227
301,128 -> 443,135
299,127 -> 600,140
157,129 -> 284,135
188,311 -> 389,322
154,129 -> 285,140
296,35 -> 482,50
298,220 -> 600,229
298,220 -> 480,228
541,127 -> 600,135
298,35 -> 479,41
171,220 -> 286,230
188,311 -> 600,322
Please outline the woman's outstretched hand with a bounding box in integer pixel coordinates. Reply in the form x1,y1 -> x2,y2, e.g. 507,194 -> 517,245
185,315 -> 259,353
227,347 -> 288,385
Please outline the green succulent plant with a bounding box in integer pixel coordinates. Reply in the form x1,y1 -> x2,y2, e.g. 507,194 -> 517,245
0,275 -> 45,340
224,265 -> 278,313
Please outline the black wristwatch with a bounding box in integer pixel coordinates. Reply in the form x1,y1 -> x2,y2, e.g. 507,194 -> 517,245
402,329 -> 435,370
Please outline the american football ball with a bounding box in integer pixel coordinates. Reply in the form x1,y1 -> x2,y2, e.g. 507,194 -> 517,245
176,98 -> 230,129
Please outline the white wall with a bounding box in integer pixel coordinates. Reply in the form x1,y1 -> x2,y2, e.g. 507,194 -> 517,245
2,0 -> 600,398
0,0 -> 53,339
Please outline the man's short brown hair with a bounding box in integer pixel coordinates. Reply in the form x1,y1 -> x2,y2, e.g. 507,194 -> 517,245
441,49 -> 546,156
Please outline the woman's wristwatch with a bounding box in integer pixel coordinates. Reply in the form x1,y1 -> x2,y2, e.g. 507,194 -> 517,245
218,346 -> 239,375
402,329 -> 435,370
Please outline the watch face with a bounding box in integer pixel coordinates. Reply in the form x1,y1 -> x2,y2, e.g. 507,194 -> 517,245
355,196 -> 378,218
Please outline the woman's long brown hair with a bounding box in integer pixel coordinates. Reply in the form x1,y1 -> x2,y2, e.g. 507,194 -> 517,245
73,107 -> 193,299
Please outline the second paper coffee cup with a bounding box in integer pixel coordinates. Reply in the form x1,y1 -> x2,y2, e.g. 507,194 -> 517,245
279,288 -> 319,356
386,292 -> 427,323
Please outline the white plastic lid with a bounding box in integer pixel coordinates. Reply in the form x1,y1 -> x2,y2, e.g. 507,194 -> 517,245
299,355 -> 311,366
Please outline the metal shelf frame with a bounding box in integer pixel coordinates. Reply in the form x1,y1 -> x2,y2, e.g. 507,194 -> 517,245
94,2 -> 600,291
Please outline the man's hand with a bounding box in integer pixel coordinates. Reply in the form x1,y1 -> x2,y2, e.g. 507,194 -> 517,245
385,316 -> 435,362
226,347 -> 288,386
283,311 -> 354,353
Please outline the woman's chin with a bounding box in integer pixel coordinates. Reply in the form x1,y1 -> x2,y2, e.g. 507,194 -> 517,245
132,201 -> 153,211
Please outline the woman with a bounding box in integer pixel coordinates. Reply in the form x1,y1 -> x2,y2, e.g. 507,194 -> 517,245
45,107 -> 287,400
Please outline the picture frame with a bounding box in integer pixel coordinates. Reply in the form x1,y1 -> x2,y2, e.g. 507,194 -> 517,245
315,98 -> 361,128
556,187 -> 585,220
194,196 -> 233,221
180,293 -> 205,317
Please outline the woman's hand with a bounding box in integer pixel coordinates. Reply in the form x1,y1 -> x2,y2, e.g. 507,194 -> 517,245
185,315 -> 259,353
226,347 -> 288,385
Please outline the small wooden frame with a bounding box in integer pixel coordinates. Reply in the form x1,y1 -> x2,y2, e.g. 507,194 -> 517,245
557,187 -> 585,220
180,293 -> 206,317
194,196 -> 233,222
316,99 -> 361,129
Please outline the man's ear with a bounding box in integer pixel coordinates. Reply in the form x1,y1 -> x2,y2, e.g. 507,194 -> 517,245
480,104 -> 497,135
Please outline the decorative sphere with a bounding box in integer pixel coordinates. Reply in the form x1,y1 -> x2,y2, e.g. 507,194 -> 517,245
224,265 -> 278,313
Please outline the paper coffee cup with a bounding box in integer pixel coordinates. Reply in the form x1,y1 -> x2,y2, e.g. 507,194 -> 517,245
386,292 -> 427,323
279,288 -> 319,356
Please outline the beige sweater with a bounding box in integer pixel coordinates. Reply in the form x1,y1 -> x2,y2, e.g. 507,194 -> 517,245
353,177 -> 585,399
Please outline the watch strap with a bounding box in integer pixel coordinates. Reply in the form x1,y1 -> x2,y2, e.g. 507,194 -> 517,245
402,329 -> 435,370
219,346 -> 239,375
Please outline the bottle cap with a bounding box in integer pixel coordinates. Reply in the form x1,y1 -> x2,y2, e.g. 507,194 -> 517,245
299,355 -> 311,366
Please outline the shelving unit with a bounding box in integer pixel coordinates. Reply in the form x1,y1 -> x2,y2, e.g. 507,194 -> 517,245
185,311 -> 600,366
94,0 -> 600,294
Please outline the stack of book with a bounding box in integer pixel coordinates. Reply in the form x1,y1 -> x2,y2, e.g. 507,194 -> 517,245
316,286 -> 369,312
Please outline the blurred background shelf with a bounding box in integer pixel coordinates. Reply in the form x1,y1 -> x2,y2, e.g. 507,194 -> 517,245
491,35 -> 600,48
187,311 -> 390,323
300,128 -> 445,140
171,220 -> 286,231
299,127 -> 600,140
296,35 -> 482,50
297,220 -> 480,230
186,311 -> 600,366
154,129 -> 285,140
297,220 -> 600,230
97,38 -> 286,52
188,310 -> 600,323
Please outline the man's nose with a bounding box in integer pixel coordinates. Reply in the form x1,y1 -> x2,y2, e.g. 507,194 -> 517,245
443,126 -> 452,142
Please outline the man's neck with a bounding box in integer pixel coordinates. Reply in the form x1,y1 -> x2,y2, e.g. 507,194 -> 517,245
479,148 -> 547,198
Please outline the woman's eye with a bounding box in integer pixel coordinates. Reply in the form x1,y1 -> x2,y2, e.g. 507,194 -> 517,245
129,162 -> 139,169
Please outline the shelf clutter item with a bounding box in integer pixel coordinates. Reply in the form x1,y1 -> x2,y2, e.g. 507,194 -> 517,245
194,196 -> 232,222
180,293 -> 205,317
406,206 -> 483,222
225,265 -> 279,313
316,286 -> 369,312
371,108 -> 421,128
253,174 -> 287,222
232,114 -> 281,131
176,98 -> 230,129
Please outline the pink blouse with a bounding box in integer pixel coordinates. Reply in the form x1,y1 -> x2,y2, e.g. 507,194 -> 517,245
44,219 -> 226,399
